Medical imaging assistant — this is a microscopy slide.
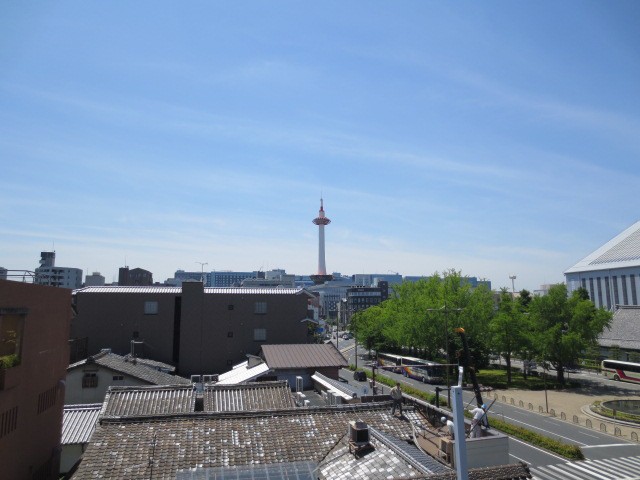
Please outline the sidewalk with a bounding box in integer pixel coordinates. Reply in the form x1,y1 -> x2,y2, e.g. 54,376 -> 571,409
490,385 -> 640,442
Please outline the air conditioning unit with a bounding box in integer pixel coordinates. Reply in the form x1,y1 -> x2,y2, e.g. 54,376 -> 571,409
295,376 -> 303,393
348,420 -> 370,447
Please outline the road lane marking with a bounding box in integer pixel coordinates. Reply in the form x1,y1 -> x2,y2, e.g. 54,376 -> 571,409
508,436 -> 567,462
492,414 -> 587,445
582,443 -> 640,449
509,453 -> 528,463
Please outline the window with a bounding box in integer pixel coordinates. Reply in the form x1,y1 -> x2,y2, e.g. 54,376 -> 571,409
82,372 -> 98,388
253,328 -> 267,341
113,375 -> 124,381
254,301 -> 267,314
144,301 -> 158,315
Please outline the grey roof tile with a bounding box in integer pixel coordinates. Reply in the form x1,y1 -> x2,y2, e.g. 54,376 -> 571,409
204,381 -> 294,412
261,343 -> 348,369
68,350 -> 191,386
102,385 -> 196,417
598,306 -> 640,350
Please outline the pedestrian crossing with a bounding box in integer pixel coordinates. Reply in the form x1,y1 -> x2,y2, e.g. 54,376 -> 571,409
531,455 -> 640,479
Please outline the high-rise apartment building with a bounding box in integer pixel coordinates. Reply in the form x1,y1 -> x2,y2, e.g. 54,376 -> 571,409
34,252 -> 83,289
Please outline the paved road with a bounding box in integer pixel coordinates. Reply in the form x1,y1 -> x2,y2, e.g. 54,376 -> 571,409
337,343 -> 640,479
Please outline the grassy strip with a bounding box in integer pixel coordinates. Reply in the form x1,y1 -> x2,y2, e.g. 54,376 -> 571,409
592,401 -> 640,425
349,365 -> 446,407
350,365 -> 584,460
476,368 -> 580,390
486,415 -> 584,460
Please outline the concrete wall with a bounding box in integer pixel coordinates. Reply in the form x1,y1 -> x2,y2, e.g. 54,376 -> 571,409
61,443 -> 84,474
0,280 -> 71,480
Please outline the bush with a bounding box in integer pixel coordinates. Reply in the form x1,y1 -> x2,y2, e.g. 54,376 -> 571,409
0,354 -> 20,369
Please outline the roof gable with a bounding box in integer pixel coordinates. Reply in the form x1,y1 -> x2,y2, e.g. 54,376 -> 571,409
565,220 -> 640,273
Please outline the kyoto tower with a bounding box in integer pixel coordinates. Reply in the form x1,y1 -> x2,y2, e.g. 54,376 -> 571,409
310,198 -> 333,284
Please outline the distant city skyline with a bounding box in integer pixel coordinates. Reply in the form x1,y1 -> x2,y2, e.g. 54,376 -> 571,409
1,3 -> 639,292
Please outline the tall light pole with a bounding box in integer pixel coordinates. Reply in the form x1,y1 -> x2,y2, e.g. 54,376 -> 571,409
427,303 -> 463,408
509,275 -> 517,300
196,262 -> 208,285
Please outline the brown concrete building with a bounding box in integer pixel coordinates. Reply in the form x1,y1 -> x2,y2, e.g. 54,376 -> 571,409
0,280 -> 71,480
71,282 -> 315,376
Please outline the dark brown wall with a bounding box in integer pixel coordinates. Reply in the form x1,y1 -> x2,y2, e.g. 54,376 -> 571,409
72,291 -> 176,365
0,280 -> 71,480
179,283 -> 311,375
72,285 -> 312,376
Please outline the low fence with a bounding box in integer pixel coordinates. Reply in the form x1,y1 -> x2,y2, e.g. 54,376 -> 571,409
492,392 -> 640,442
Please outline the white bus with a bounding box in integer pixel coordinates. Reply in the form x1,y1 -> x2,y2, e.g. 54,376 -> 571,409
377,352 -> 445,384
601,359 -> 640,384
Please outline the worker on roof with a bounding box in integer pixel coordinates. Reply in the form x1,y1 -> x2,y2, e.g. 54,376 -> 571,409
469,403 -> 488,438
390,382 -> 403,416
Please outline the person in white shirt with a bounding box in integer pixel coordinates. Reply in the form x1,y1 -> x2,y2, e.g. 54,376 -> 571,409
441,416 -> 455,439
469,404 -> 488,438
390,382 -> 403,416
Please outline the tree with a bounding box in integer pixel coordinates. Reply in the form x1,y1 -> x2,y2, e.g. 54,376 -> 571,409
489,288 -> 531,385
529,284 -> 612,385
518,289 -> 532,310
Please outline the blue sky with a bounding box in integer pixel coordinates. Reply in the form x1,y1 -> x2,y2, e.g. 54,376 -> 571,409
1,1 -> 639,290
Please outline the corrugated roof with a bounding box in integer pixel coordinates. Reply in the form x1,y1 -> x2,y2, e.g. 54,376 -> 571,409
62,404 -> 101,445
565,220 -> 640,274
73,286 -> 309,295
204,381 -> 294,412
101,385 -> 196,417
261,343 -> 348,369
216,360 -> 270,385
598,306 -> 640,350
68,351 -> 191,386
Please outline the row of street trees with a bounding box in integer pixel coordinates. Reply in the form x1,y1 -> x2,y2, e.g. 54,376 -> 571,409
351,270 -> 612,386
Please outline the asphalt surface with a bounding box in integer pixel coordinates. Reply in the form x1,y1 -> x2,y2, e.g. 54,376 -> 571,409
335,341 -> 640,479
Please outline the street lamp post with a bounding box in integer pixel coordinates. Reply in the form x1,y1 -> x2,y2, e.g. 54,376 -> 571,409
196,262 -> 208,285
427,303 -> 463,408
509,275 -> 517,300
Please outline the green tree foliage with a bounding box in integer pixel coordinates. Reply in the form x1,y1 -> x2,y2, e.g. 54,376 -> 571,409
529,284 -> 612,385
518,289 -> 532,310
489,288 -> 532,384
352,270 -> 495,375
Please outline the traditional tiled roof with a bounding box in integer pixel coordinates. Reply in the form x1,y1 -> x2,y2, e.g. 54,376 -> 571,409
73,404 -> 426,479
318,426 -> 449,479
598,306 -> 640,350
261,343 -> 348,369
416,462 -> 531,480
204,381 -> 294,412
102,385 -> 196,417
68,350 -> 191,386
73,286 -> 310,295
62,404 -> 101,445
565,220 -> 640,273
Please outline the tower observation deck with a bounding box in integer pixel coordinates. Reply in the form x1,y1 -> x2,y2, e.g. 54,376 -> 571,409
310,198 -> 333,285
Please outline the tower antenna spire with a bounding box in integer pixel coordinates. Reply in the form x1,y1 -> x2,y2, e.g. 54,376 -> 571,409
310,197 -> 333,284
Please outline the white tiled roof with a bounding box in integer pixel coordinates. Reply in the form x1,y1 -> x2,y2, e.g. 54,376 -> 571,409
565,220 -> 640,274
62,404 -> 101,445
73,286 -> 309,295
